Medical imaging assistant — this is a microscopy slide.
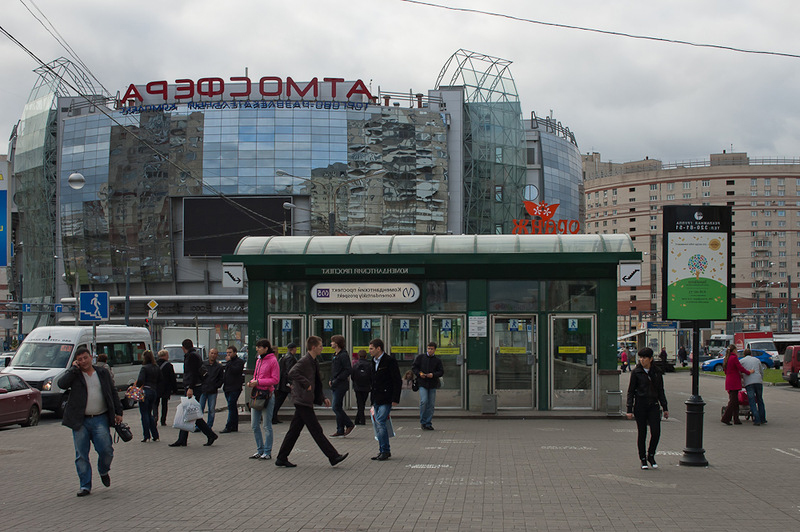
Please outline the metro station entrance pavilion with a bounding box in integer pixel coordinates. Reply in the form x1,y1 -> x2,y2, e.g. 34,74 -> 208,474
228,234 -> 639,412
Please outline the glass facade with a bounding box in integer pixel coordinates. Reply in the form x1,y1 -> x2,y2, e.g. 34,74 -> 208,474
57,104 -> 450,286
541,134 -> 583,223
436,50 -> 527,235
14,84 -> 59,329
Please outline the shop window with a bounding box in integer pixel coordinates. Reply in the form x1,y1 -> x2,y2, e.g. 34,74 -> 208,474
426,280 -> 467,312
489,280 -> 539,312
267,281 -> 308,312
545,280 -> 596,311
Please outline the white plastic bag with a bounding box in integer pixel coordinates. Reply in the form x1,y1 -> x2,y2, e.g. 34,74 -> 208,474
181,396 -> 203,422
172,396 -> 202,431
370,406 -> 395,441
172,400 -> 195,432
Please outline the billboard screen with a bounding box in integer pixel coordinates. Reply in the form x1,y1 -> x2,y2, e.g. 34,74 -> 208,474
183,196 -> 290,257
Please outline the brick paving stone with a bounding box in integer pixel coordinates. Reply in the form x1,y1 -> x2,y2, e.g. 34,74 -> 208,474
1,372 -> 800,530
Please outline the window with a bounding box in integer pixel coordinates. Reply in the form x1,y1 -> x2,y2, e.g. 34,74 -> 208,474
751,178 -> 758,187
703,191 -> 711,197
751,221 -> 758,227
667,194 -> 675,200
650,195 -> 658,201
779,178 -> 785,186
668,183 -> 675,191
751,211 -> 759,217
613,189 -> 617,196
629,187 -> 635,192
650,184 -> 657,190
726,191 -> 735,195
683,193 -> 692,199
765,178 -> 771,187
702,180 -> 710,187
726,180 -> 735,185
495,185 -> 503,202
683,182 -> 691,189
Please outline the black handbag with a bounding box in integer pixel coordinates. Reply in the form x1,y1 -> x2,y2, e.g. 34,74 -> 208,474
250,388 -> 271,411
114,422 -> 133,443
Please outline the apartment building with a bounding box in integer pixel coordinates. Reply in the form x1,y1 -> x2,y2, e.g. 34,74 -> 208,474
583,151 -> 800,336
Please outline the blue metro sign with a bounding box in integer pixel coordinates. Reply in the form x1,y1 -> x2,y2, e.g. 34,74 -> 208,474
79,292 -> 110,322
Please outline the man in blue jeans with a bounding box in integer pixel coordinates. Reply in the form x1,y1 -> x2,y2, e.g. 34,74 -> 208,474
221,345 -> 245,433
412,342 -> 444,430
57,346 -> 123,497
199,348 -> 224,429
369,338 -> 401,461
740,350 -> 767,425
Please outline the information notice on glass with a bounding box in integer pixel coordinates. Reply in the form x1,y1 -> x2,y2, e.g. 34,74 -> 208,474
469,314 -> 487,338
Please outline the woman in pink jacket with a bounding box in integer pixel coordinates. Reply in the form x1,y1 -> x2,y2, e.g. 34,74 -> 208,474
247,339 -> 280,459
720,345 -> 752,425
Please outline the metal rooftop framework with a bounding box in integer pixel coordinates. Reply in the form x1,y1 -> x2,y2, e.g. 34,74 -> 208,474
436,50 -> 526,235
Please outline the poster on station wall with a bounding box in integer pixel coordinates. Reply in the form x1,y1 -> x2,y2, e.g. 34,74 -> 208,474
663,205 -> 732,321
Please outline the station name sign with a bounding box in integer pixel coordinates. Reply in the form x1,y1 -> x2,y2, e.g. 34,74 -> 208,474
311,282 -> 419,303
307,267 -> 424,276
121,77 -> 373,106
512,201 -> 580,235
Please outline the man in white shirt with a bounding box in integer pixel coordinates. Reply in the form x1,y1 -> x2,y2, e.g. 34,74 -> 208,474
740,349 -> 767,425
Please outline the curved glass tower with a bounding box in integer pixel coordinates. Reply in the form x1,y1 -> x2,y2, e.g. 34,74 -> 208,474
436,50 -> 526,234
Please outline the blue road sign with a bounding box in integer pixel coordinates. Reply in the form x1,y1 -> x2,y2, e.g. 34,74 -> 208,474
22,303 -> 31,312
54,304 -> 63,313
79,292 -> 109,322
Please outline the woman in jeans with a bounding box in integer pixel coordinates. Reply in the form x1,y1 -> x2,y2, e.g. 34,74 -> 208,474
135,350 -> 161,442
720,345 -> 751,425
247,339 -> 279,459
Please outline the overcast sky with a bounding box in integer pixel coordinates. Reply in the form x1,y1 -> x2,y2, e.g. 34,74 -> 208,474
1,0 -> 798,163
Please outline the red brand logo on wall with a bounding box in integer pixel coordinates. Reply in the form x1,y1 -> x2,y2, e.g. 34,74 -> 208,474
512,201 -> 581,234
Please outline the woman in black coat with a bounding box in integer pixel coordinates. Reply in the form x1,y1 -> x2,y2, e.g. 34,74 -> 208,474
626,348 -> 669,470
135,350 -> 161,442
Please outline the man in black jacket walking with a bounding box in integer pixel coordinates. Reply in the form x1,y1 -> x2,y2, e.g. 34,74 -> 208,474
221,345 -> 245,433
626,348 -> 669,469
57,346 -> 123,497
169,339 -> 218,447
369,338 -> 401,461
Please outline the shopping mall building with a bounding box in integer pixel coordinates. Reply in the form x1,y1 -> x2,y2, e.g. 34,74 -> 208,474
5,51 -> 639,412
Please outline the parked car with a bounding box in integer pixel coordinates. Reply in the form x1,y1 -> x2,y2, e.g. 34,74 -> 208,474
782,345 -> 800,387
702,349 -> 773,372
0,374 -> 42,428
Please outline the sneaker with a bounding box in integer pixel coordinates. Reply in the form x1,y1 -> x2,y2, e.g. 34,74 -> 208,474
647,455 -> 658,469
260,454 -> 272,460
249,452 -> 261,459
641,459 -> 649,470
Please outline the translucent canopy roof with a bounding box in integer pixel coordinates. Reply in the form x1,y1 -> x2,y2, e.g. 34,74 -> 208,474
233,234 -> 635,256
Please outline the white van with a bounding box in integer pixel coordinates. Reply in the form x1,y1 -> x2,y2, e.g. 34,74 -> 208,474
0,326 -> 152,416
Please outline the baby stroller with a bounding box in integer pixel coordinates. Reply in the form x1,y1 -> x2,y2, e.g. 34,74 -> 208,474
720,389 -> 752,421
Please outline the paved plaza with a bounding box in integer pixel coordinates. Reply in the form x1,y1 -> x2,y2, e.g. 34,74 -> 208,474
1,371 -> 799,531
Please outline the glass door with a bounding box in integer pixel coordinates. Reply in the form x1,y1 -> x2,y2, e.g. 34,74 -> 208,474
269,316 -> 304,355
388,316 -> 422,408
491,315 -> 536,408
350,316 -> 383,357
311,316 -> 345,402
428,315 -> 465,408
549,314 -> 596,409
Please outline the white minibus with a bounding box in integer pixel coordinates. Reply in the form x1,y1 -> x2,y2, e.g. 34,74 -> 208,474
0,326 -> 152,416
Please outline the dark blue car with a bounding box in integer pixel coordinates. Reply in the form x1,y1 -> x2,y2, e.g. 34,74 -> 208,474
702,349 -> 773,372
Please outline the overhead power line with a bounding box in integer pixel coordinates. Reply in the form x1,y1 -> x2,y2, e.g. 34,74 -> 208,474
400,0 -> 800,60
